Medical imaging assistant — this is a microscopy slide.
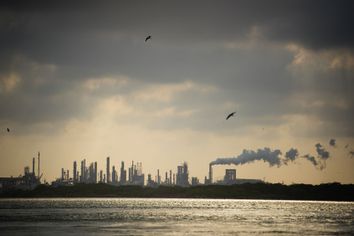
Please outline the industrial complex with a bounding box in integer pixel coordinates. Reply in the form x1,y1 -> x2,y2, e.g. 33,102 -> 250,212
0,152 -> 42,191
0,153 -> 263,192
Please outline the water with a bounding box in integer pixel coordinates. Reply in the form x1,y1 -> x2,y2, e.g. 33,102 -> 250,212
0,198 -> 353,235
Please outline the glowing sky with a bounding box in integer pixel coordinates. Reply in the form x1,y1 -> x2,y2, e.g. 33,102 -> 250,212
0,0 -> 353,184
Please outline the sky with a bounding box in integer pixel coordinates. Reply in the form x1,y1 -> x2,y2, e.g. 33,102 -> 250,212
0,0 -> 353,184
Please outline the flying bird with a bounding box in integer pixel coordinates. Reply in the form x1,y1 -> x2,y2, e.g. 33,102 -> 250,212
145,35 -> 151,42
6,128 -> 10,132
226,112 -> 236,120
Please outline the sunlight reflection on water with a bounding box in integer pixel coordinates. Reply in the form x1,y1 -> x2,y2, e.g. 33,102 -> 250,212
0,198 -> 353,235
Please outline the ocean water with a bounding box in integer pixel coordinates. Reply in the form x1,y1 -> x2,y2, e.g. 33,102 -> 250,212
0,198 -> 353,235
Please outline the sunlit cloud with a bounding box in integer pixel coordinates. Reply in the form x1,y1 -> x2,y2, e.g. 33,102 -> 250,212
0,73 -> 21,93
287,44 -> 354,73
83,76 -> 129,91
132,81 -> 217,103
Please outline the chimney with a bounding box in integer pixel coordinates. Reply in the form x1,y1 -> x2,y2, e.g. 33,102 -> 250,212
73,161 -> 77,183
32,157 -> 36,176
169,170 -> 172,185
106,157 -> 110,183
37,152 -> 40,181
209,163 -> 213,184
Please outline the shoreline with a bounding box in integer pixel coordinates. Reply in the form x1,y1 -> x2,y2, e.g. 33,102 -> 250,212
1,183 -> 353,201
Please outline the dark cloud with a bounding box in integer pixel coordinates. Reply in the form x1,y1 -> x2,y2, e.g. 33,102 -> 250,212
315,143 -> 330,160
0,0 -> 353,138
1,0 -> 353,54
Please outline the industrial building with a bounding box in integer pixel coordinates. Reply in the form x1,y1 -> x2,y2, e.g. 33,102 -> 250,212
127,161 -> 144,186
191,177 -> 200,186
205,165 -> 263,185
0,153 -> 41,191
224,169 -> 236,185
176,162 -> 189,187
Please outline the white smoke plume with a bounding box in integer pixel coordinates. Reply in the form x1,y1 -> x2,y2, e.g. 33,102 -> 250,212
210,143 -> 331,170
210,147 -> 282,167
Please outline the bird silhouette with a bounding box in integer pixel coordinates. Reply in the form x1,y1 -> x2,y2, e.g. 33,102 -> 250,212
226,112 -> 236,120
145,35 -> 151,42
6,128 -> 10,132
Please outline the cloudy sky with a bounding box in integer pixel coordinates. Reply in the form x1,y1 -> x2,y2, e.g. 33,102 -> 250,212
0,0 -> 353,184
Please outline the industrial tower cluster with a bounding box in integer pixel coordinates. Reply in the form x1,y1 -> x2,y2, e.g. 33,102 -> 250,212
53,157 -> 193,187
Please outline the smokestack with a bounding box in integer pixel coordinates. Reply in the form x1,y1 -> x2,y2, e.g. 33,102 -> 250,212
94,162 -> 97,183
61,168 -> 65,180
37,152 -> 40,181
169,170 -> 172,185
73,161 -> 77,183
209,163 -> 213,184
32,157 -> 35,176
106,157 -> 110,183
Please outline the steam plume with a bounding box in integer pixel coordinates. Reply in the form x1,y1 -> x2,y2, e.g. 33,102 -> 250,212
349,150 -> 354,158
284,148 -> 299,164
315,143 -> 330,160
210,147 -> 282,167
302,154 -> 323,170
210,143 -> 331,170
329,138 -> 336,147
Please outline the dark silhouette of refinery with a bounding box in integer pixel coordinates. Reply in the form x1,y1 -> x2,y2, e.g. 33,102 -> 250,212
0,152 -> 263,192
53,157 -> 194,188
0,152 -> 42,191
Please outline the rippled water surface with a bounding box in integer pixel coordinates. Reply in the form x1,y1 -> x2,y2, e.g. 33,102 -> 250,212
0,198 -> 353,235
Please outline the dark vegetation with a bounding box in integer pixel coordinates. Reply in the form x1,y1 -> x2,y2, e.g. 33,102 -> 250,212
1,183 -> 353,201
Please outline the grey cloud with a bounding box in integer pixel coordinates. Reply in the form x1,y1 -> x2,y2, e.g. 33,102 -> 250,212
0,0 -> 353,139
1,0 -> 353,53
